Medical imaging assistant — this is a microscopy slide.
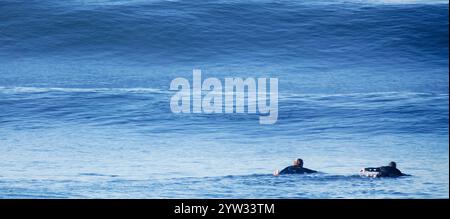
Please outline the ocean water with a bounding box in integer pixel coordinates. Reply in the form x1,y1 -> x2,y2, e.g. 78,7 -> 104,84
0,0 -> 448,198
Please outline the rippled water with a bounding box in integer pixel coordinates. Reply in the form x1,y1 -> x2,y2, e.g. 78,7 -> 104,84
0,0 -> 448,198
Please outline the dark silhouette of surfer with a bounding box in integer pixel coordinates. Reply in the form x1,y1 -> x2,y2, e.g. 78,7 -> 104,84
361,161 -> 409,177
274,158 -> 317,176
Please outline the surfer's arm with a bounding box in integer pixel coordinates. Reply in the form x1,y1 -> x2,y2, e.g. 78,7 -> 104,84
278,167 -> 291,174
304,168 -> 317,173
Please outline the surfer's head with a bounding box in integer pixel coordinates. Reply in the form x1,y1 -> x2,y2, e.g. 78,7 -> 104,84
389,161 -> 397,168
294,159 -> 304,167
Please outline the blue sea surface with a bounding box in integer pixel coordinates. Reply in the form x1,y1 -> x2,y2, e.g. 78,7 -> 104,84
0,0 -> 448,198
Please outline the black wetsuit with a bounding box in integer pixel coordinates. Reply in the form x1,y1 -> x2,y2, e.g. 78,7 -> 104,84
364,166 -> 406,177
279,165 -> 317,174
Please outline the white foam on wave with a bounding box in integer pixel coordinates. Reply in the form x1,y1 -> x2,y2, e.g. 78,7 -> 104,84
0,86 -> 167,94
1,87 -> 447,98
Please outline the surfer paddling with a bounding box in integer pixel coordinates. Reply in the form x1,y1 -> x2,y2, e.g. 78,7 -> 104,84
360,161 -> 409,178
274,158 -> 317,176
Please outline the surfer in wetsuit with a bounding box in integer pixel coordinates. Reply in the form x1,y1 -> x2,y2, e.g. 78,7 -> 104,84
274,158 -> 317,176
362,161 -> 408,177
